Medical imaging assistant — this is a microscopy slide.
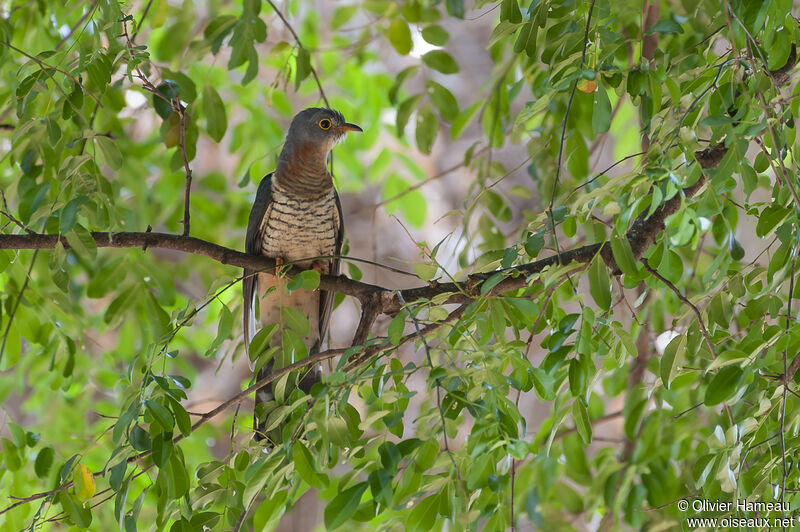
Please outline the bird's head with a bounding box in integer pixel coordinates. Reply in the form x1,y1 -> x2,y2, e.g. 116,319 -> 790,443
283,107 -> 362,159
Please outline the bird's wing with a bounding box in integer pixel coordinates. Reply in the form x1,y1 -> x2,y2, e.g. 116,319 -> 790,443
317,189 -> 343,347
243,173 -> 274,354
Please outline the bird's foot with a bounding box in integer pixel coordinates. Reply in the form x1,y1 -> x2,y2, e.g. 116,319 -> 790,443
273,256 -> 287,275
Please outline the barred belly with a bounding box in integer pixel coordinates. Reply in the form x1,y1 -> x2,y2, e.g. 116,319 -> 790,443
255,183 -> 338,353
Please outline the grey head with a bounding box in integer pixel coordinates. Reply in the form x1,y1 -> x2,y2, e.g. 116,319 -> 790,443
278,108 -> 362,170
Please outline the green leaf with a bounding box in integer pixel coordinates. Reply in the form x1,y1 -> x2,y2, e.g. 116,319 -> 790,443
204,15 -> 238,54
388,311 -> 406,346
446,0 -> 464,18
421,25 -> 449,45
407,493 -> 439,531
451,101 -> 481,139
1,438 -> 20,471
153,80 -> 179,119
35,446 -> 54,478
205,304 -> 233,357
415,104 -> 438,154
96,136 -> 122,170
387,18 -> 413,55
60,197 -> 87,234
531,368 -> 555,401
568,358 -> 587,397
413,262 -> 438,281
572,399 -> 592,444
656,249 -> 683,283
65,224 -> 98,260
588,258 -> 611,310
146,400 -> 175,431
704,366 -> 742,406
660,334 -> 686,389
646,19 -> 683,34
699,114 -> 735,127
59,491 -> 92,527
295,48 -> 311,91
610,234 -> 638,276
249,323 -> 278,362
396,93 -> 423,137
169,398 -> 192,437
332,5 -> 358,29
281,306 -> 310,336
623,394 -> 647,440
203,85 -> 227,142
388,66 -> 418,105
421,50 -> 459,74
0,250 -> 10,274
109,460 -> 126,491
592,86 -> 612,135
767,28 -> 792,70
287,269 -> 320,292
293,441 -> 328,489
425,80 -> 459,122
490,299 -> 506,339
500,0 -> 522,23
324,482 -> 369,529
151,431 -> 173,468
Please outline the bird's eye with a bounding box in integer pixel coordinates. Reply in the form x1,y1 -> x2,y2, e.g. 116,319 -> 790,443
318,119 -> 332,130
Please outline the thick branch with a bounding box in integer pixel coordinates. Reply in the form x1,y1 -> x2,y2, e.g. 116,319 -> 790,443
0,173 -> 708,317
351,292 -> 381,346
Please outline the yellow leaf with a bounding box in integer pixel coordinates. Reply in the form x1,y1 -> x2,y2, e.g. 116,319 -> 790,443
577,79 -> 597,93
74,464 -> 96,504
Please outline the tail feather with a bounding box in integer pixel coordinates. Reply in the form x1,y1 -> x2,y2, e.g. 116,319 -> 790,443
253,361 -> 274,442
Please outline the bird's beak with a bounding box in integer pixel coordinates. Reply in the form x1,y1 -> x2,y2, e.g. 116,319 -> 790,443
339,123 -> 363,133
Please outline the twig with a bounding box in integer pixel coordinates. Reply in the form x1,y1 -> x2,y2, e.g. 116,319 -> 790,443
264,0 -> 329,107
178,106 -> 193,235
0,191 -> 35,234
0,299 -> 467,517
351,292 -> 381,346
548,0 -> 597,211
641,261 -> 718,359
56,1 -> 98,49
132,0 -> 154,41
359,145 -> 491,213
0,41 -> 103,106
0,250 -> 38,364
399,293 -> 465,491
779,233 -> 798,511
553,409 -> 624,440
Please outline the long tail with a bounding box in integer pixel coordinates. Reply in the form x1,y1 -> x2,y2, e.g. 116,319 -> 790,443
253,361 -> 274,442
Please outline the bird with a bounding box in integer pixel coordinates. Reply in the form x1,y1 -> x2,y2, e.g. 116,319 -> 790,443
243,107 -> 361,442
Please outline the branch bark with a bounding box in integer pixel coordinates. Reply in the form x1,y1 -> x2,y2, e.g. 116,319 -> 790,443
0,174 -> 706,316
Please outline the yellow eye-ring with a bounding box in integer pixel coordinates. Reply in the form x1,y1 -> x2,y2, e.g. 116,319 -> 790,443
318,119 -> 332,130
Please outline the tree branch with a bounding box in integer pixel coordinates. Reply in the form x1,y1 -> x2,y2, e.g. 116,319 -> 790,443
351,291 -> 381,346
641,261 -> 718,359
0,168 -> 708,316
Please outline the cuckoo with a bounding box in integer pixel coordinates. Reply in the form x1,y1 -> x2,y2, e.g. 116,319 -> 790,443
243,107 -> 361,441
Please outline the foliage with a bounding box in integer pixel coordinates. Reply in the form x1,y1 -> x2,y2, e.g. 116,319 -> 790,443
0,0 -> 799,530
